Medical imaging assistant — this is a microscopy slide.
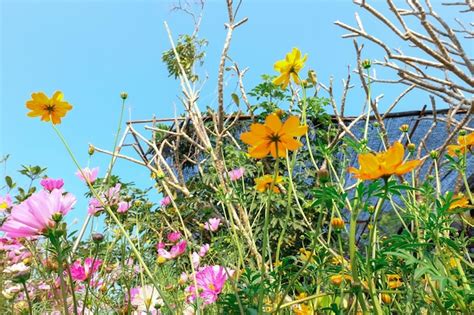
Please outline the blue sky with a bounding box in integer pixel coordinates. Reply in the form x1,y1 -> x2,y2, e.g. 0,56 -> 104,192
0,0 -> 460,227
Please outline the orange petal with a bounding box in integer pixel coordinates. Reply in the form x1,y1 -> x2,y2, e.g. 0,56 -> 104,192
394,159 -> 421,175
281,116 -> 307,137
265,114 -> 282,133
249,142 -> 270,159
280,136 -> 302,151
384,142 -> 404,169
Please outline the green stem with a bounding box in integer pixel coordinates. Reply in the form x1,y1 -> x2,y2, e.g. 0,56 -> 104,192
21,281 -> 33,315
257,155 -> 280,314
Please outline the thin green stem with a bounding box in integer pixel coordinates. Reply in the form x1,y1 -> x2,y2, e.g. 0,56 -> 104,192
21,281 -> 33,315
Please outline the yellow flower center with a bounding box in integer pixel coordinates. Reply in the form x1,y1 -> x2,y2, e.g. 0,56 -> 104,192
208,283 -> 216,291
0,201 -> 7,209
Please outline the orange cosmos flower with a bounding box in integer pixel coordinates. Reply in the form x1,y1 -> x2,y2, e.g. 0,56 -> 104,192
255,175 -> 283,193
26,91 -> 72,124
272,48 -> 307,89
348,142 -> 421,181
387,274 -> 403,289
449,193 -> 470,211
447,132 -> 474,156
240,114 -> 308,159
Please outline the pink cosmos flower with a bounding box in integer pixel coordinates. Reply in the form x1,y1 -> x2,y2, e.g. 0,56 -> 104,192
104,183 -> 121,204
204,218 -> 221,232
70,257 -> 103,282
160,196 -> 171,207
40,178 -> 64,192
75,167 -> 99,184
227,167 -> 245,181
117,201 -> 131,213
192,252 -> 201,269
157,240 -> 187,260
185,265 -> 233,305
169,240 -> 187,258
0,194 -> 12,211
199,244 -> 210,257
156,242 -> 166,250
167,231 -> 181,242
0,189 -> 76,238
87,198 -> 102,215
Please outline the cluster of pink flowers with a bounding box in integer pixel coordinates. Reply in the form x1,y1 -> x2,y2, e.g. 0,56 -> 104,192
70,257 -> 103,282
75,167 -> 99,184
204,218 -> 221,232
87,183 -> 130,215
184,265 -> 234,305
0,194 -> 12,211
0,187 -> 76,238
0,237 -> 31,264
156,231 -> 187,261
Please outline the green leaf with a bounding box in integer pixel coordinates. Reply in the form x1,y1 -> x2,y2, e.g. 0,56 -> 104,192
231,93 -> 240,106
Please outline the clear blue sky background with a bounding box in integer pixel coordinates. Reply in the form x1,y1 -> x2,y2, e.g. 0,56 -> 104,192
0,0 -> 461,228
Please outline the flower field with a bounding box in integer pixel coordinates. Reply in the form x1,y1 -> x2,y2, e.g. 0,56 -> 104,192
1,1 -> 473,314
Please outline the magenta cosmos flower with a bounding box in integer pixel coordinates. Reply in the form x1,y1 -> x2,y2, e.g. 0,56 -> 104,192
70,257 -> 102,282
0,189 -> 76,238
167,231 -> 181,242
157,240 -> 187,260
75,167 -> 99,184
227,167 -> 245,181
160,196 -> 171,207
185,265 -> 233,305
204,218 -> 221,232
40,178 -> 64,192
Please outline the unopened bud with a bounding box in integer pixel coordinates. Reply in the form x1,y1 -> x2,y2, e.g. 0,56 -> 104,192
367,205 -> 375,214
92,233 -> 104,243
88,144 -> 95,156
362,59 -> 371,69
381,293 -> 392,304
331,217 -> 345,230
308,70 -> 317,85
459,130 -> 467,136
317,168 -> 330,183
120,92 -> 128,100
430,150 -> 439,159
407,143 -> 416,153
399,124 -> 409,133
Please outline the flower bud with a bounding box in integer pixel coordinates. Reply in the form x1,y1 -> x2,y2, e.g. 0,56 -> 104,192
407,143 -> 416,153
308,70 -> 317,85
330,275 -> 343,286
120,92 -> 128,100
367,205 -> 375,214
92,233 -> 104,243
88,144 -> 95,156
430,150 -> 439,159
361,59 -> 371,69
381,293 -> 392,304
459,130 -> 467,136
373,122 -> 380,128
274,109 -> 285,118
317,168 -> 330,183
331,217 -> 345,230
399,124 -> 409,133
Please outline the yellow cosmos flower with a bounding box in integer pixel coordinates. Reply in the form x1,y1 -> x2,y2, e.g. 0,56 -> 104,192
240,114 -> 308,159
449,193 -> 470,211
447,132 -> 474,156
273,48 -> 307,89
348,141 -> 421,181
26,91 -> 73,124
255,175 -> 283,193
330,274 -> 352,286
